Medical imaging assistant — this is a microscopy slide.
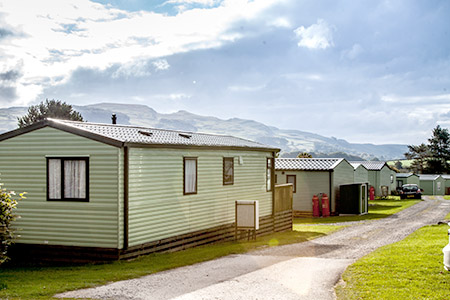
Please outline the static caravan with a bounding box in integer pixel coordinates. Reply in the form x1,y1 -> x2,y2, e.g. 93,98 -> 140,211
349,161 -> 393,197
442,175 -> 450,195
351,163 -> 369,184
0,119 -> 286,261
275,158 -> 354,216
418,174 -> 445,196
396,173 -> 420,190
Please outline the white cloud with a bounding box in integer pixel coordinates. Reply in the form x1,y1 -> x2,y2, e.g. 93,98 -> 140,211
228,84 -> 265,92
342,43 -> 364,60
112,60 -> 151,78
268,17 -> 291,28
0,0 -> 279,106
294,19 -> 335,49
381,93 -> 450,104
152,59 -> 170,71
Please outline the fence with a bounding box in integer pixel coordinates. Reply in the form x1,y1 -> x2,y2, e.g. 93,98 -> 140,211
274,183 -> 293,213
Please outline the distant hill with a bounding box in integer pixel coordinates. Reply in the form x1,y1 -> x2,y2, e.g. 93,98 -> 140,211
0,102 -> 407,160
281,151 -> 366,161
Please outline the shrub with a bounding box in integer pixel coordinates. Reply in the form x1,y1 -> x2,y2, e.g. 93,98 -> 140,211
0,184 -> 25,264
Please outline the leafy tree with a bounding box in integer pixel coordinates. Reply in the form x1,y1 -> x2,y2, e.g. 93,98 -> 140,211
404,143 -> 429,174
427,125 -> 450,173
0,184 -> 25,264
18,99 -> 84,128
394,160 -> 403,170
297,152 -> 313,158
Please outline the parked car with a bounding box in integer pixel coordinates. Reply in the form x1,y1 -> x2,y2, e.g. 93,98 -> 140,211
399,184 -> 422,199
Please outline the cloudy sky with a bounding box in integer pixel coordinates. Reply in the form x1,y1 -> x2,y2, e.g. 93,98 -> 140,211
1,0 -> 449,145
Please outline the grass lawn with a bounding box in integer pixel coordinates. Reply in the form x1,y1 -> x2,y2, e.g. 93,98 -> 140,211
294,197 -> 419,224
0,224 -> 342,300
336,223 -> 450,299
444,195 -> 450,200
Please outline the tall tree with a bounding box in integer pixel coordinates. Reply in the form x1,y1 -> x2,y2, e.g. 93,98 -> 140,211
18,99 -> 84,128
427,125 -> 450,173
404,143 -> 429,174
297,152 -> 313,158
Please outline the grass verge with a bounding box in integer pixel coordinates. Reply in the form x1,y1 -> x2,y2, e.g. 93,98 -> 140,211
336,223 -> 450,299
294,197 -> 419,224
0,225 -> 342,300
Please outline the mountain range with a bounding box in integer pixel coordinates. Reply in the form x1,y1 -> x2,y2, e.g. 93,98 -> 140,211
0,103 -> 407,160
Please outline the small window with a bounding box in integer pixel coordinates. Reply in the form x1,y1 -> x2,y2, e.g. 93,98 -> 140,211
286,175 -> 296,193
184,157 -> 197,195
47,157 -> 89,202
223,157 -> 234,185
266,158 -> 273,192
390,174 -> 394,184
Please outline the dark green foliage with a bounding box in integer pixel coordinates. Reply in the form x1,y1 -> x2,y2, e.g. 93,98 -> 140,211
427,125 -> 450,173
404,125 -> 450,174
394,160 -> 403,170
404,143 -> 430,173
296,152 -> 313,158
0,185 -> 25,264
17,99 -> 84,128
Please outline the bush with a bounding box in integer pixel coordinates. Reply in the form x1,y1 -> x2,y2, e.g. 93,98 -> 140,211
0,184 -> 25,264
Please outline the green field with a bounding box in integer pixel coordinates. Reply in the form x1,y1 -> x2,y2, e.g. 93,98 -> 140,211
336,224 -> 450,299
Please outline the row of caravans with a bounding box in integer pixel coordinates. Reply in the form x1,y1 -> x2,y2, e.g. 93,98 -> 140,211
0,118 -> 444,261
0,119 -> 287,261
396,173 -> 450,196
275,158 -> 396,216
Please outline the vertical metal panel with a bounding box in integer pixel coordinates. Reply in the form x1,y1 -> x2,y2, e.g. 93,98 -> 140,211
127,148 -> 273,247
0,127 -> 121,248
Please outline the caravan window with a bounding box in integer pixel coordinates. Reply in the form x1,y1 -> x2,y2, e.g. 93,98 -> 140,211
47,157 -> 89,202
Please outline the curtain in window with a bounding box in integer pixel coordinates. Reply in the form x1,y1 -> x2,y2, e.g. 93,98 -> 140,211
48,159 -> 61,199
224,158 -> 233,184
64,160 -> 86,198
267,158 -> 272,191
185,159 -> 197,193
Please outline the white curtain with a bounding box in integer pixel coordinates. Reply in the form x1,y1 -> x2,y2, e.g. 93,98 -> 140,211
185,159 -> 197,193
64,160 -> 86,198
224,159 -> 233,183
48,159 -> 61,199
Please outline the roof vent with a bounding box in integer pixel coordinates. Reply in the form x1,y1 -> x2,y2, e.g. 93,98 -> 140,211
111,114 -> 117,124
138,130 -> 153,137
179,133 -> 192,139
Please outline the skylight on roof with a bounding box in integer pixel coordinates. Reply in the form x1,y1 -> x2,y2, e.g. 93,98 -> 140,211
179,133 -> 191,139
138,130 -> 153,137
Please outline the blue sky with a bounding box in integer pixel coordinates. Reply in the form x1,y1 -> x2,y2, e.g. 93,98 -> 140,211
0,0 -> 449,145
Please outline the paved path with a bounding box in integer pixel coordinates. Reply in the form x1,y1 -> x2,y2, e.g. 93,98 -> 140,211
57,197 -> 450,300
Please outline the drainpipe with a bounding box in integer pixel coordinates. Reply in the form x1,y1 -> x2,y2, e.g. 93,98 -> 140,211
329,170 -> 333,214
123,145 -> 129,250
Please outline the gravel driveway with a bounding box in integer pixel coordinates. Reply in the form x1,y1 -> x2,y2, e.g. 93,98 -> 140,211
57,196 -> 450,300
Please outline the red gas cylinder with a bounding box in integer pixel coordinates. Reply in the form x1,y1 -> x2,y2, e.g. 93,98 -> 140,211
321,193 -> 330,217
369,186 -> 375,201
312,195 -> 320,217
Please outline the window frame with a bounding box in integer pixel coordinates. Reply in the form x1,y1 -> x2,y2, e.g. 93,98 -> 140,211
286,174 -> 297,193
223,157 -> 234,185
183,157 -> 198,195
46,157 -> 89,202
266,157 -> 274,192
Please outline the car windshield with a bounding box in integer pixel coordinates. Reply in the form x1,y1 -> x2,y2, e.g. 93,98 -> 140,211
403,185 -> 418,192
